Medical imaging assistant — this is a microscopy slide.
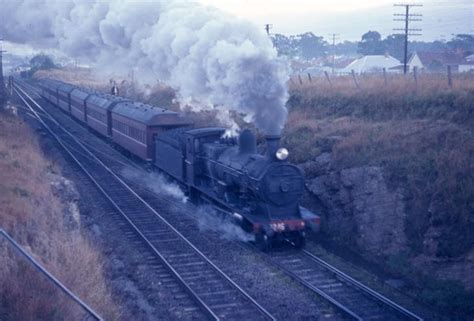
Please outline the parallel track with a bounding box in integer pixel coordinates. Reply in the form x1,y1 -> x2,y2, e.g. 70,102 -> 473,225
13,81 -> 275,321
266,248 -> 423,321
132,182 -> 425,321
16,80 -> 424,321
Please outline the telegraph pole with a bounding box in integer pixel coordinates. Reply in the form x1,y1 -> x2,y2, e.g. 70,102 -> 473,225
0,39 -> 6,103
264,24 -> 273,36
394,3 -> 423,74
328,33 -> 339,74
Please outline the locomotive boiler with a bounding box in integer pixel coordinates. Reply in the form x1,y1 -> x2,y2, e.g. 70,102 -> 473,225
196,129 -> 318,249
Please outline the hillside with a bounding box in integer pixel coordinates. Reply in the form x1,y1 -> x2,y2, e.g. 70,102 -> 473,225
285,74 -> 474,317
0,105 -> 120,320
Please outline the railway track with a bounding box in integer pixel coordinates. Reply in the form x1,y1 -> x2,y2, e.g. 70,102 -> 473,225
266,248 -> 423,321
107,164 -> 424,321
13,81 -> 276,321
130,182 -> 425,321
15,80 -> 424,321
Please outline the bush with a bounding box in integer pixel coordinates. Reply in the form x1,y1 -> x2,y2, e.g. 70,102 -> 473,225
420,279 -> 474,318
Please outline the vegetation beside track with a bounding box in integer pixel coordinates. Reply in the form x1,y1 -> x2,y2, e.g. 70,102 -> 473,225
0,105 -> 120,320
285,74 -> 474,318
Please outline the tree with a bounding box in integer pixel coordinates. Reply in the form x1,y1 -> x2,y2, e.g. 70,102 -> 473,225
30,54 -> 56,71
447,34 -> 474,55
24,53 -> 56,78
384,34 -> 406,61
296,32 -> 328,59
271,34 -> 298,57
358,31 -> 385,55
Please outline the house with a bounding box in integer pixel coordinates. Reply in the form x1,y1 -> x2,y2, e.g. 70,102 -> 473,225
464,54 -> 474,62
407,51 -> 471,73
342,55 -> 402,74
460,54 -> 474,73
300,58 -> 354,76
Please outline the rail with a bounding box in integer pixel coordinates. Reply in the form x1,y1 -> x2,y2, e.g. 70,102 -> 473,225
13,79 -> 275,321
0,229 -> 103,321
302,250 -> 424,321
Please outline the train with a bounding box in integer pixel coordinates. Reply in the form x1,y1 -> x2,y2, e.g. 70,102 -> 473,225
34,78 -> 320,250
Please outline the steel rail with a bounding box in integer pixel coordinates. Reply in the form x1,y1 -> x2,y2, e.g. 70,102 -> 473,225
0,229 -> 103,321
14,81 -> 276,321
21,80 -> 421,321
302,250 -> 424,321
13,84 -> 220,321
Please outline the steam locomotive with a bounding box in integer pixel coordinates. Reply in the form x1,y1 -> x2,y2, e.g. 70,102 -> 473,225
35,78 -> 320,250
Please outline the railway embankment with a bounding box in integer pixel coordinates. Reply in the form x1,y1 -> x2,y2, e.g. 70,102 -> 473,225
285,75 -> 474,318
0,105 -> 121,320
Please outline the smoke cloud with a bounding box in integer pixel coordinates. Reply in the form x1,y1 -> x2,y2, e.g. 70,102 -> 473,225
120,167 -> 188,204
191,206 -> 254,242
120,167 -> 253,242
0,0 -> 289,134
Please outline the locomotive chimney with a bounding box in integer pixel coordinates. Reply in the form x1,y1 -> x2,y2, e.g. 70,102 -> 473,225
239,129 -> 257,154
265,135 -> 281,160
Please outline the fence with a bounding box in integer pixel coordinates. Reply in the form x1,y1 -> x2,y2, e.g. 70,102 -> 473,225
290,66 -> 473,92
0,229 -> 103,321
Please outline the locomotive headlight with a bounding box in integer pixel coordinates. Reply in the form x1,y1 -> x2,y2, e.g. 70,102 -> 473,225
276,148 -> 289,160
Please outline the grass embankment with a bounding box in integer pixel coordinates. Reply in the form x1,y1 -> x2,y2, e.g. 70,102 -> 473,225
284,74 -> 474,316
0,106 -> 120,320
285,74 -> 473,256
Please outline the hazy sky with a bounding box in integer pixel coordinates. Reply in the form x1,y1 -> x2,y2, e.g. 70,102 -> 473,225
199,0 -> 474,41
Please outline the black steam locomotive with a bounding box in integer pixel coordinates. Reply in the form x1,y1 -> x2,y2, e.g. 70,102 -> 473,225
36,78 -> 320,250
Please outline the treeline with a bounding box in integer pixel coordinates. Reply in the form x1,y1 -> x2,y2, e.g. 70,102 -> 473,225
272,32 -> 474,61
20,53 -> 57,78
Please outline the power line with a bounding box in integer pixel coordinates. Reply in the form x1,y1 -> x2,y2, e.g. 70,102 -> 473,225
393,3 -> 423,74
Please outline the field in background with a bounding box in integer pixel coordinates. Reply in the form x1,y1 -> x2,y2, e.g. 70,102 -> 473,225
0,106 -> 121,320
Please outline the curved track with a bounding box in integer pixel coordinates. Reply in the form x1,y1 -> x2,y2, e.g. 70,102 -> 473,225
13,80 -> 275,321
15,79 -> 424,321
265,248 -> 423,321
123,177 -> 425,321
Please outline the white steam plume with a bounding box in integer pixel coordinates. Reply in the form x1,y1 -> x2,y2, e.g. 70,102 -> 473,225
0,0 -> 289,134
120,167 -> 188,203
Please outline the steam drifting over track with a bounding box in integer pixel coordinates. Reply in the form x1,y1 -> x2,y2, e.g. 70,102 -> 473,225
13,80 -> 276,321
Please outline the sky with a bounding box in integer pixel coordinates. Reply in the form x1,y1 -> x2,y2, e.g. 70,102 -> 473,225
198,0 -> 474,41
2,0 -> 472,61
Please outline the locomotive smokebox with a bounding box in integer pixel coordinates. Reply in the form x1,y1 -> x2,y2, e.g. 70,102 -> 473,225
265,135 -> 281,160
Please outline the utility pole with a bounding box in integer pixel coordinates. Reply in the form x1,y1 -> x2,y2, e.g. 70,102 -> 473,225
328,33 -> 339,74
393,3 -> 423,74
264,24 -> 273,36
0,38 -> 6,103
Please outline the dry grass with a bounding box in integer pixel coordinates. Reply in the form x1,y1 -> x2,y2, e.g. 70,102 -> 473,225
35,67 -> 108,90
0,107 -> 121,320
33,68 -> 236,129
290,72 -> 474,95
288,73 -> 474,129
284,74 -> 474,259
285,74 -> 474,316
